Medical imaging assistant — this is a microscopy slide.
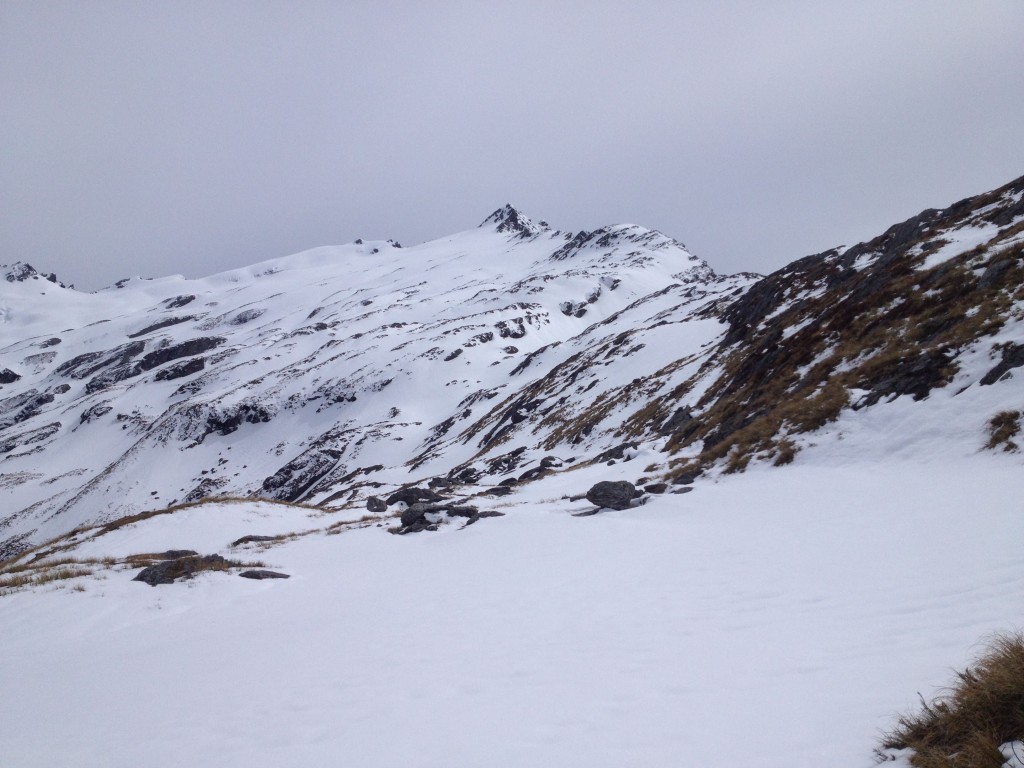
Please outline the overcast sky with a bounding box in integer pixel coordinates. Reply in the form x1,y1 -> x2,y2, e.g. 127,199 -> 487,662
3,1 -> 1024,290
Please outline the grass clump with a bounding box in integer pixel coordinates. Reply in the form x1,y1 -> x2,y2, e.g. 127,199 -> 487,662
985,410 -> 1021,452
0,558 -> 97,593
879,631 -> 1024,767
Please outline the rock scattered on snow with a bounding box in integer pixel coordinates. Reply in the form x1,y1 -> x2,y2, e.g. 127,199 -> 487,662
132,554 -> 227,586
584,480 -> 636,511
386,487 -> 444,507
238,570 -> 290,580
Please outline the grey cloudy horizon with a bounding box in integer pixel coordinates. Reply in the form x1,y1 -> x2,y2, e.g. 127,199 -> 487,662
3,1 -> 1024,291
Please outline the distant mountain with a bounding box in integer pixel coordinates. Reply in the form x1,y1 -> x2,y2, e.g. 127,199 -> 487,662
1,176 -> 1022,558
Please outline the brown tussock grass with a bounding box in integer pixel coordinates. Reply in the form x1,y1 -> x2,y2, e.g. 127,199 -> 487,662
879,631 -> 1024,768
985,410 -> 1021,452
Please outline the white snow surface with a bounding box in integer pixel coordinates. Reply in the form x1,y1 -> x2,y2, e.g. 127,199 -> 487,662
2,202 -> 1023,766
1,455 -> 1021,767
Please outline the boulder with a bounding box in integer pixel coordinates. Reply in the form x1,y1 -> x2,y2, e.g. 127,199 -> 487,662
238,570 -> 290,580
400,504 -> 427,528
132,554 -> 227,586
593,442 -> 639,464
585,480 -> 636,511
659,407 -> 695,437
479,486 -> 513,497
671,469 -> 702,486
386,487 -> 444,507
518,466 -> 549,482
230,535 -> 278,547
644,483 -> 669,494
365,496 -> 387,513
159,550 -> 199,559
980,342 -> 1024,386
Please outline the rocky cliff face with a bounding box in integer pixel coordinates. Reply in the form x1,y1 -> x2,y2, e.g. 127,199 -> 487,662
1,179 -> 1022,558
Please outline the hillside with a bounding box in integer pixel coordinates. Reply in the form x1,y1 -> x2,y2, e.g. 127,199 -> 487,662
2,179 -> 1021,558
0,177 -> 1022,767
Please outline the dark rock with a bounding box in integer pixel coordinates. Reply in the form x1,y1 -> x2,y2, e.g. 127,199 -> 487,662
585,480 -> 636,511
154,357 -> 205,381
183,477 -> 228,503
132,554 -> 228,586
230,308 -> 264,325
539,455 -> 564,469
671,486 -> 695,495
393,521 -> 438,535
427,477 -> 453,489
386,487 -> 444,507
593,442 -> 639,464
854,348 -> 955,408
79,403 -> 113,424
443,348 -> 463,361
463,510 -> 506,526
980,342 -> 1024,386
238,570 -> 290,580
480,204 -> 545,238
671,470 -> 702,486
0,368 -> 21,384
365,496 -> 387,513
479,485 -> 513,497
231,535 -> 279,546
400,503 -> 430,527
442,505 -> 479,518
127,315 -> 194,339
978,257 -> 1017,290
39,337 -> 62,348
261,443 -> 342,501
518,466 -> 549,482
55,341 -> 146,380
449,466 -> 481,484
159,550 -> 199,559
163,294 -> 196,309
498,476 -> 519,486
0,421 -> 61,453
495,318 -> 527,339
137,337 -> 225,372
644,483 -> 669,494
659,407 -> 695,437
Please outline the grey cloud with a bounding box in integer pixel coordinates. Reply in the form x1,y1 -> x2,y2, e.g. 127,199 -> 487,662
2,1 -> 1023,289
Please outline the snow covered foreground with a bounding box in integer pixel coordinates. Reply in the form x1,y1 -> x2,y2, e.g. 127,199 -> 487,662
2,453 -> 1021,767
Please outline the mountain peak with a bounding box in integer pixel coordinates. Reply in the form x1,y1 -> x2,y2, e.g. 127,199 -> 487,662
479,204 -> 549,238
2,261 -> 65,287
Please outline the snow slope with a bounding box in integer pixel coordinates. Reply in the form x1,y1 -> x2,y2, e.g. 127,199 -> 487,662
0,454 -> 1021,767
1,180 -> 1023,766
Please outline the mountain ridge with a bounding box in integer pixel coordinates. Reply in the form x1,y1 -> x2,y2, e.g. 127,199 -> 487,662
1,178 -> 1022,558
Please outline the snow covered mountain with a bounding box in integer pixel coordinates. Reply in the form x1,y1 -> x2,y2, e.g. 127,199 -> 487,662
1,177 -> 1022,768
1,178 -> 1023,558
0,205 -> 744,555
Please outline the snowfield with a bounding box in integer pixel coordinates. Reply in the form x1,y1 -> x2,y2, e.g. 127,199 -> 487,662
2,186 -> 1023,766
1,452 -> 1021,767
